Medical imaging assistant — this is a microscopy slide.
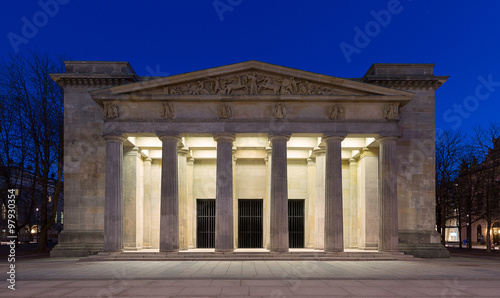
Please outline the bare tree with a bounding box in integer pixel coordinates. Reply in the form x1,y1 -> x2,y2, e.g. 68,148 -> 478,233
0,51 -> 64,250
472,122 -> 500,252
435,129 -> 466,245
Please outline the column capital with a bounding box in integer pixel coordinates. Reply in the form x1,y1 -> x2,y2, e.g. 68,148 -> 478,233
213,133 -> 236,143
322,134 -> 346,143
144,157 -> 153,163
157,134 -> 182,143
349,157 -> 357,165
103,133 -> 127,143
375,135 -> 400,143
312,146 -> 326,156
268,135 -> 290,143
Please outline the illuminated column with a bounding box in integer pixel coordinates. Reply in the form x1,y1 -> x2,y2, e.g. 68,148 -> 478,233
314,147 -> 326,250
349,157 -> 358,248
214,134 -> 235,252
323,135 -> 345,252
377,136 -> 399,252
269,135 -> 290,252
158,134 -> 181,252
143,157 -> 152,248
103,134 -> 127,252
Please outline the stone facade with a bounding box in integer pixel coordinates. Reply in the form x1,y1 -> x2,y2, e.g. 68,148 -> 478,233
50,61 -> 449,257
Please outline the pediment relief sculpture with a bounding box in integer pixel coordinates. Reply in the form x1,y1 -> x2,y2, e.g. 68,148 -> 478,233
161,72 -> 345,96
103,103 -> 118,119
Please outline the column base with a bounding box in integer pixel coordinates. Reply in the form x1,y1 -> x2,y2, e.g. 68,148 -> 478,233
215,248 -> 234,253
398,230 -> 450,258
50,230 -> 104,257
270,248 -> 289,252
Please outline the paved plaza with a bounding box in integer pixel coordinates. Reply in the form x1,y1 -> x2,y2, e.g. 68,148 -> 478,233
1,255 -> 500,297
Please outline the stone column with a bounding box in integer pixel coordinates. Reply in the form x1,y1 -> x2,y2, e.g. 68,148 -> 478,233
323,135 -> 345,252
314,147 -> 326,249
123,147 -> 143,250
178,146 -> 189,250
143,158 -> 152,248
269,135 -> 290,252
158,134 -> 181,252
377,136 -> 399,252
349,158 -> 358,248
214,134 -> 235,252
104,134 -> 127,252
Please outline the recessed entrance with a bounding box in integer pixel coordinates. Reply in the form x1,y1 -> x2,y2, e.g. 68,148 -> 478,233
196,199 -> 215,248
238,199 -> 263,248
288,199 -> 305,248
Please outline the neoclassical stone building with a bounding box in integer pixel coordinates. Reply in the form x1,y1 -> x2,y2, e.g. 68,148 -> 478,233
50,61 -> 449,257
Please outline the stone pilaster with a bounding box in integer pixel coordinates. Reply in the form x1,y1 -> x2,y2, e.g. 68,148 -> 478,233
348,158 -> 358,248
178,146 -> 189,250
142,158 -> 152,248
377,136 -> 399,252
214,134 -> 236,252
269,135 -> 290,252
313,147 -> 326,250
157,134 -> 181,252
323,135 -> 345,252
307,157 -> 316,248
103,134 -> 127,252
186,158 -> 195,248
264,147 -> 272,249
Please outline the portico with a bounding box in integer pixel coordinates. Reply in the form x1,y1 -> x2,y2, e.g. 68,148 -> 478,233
50,60 -> 450,258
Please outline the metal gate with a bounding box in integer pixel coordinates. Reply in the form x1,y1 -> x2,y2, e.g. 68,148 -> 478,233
288,199 -> 304,248
238,199 -> 263,248
196,199 -> 215,248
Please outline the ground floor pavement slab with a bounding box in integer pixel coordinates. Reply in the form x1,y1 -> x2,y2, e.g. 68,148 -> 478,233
1,256 -> 500,297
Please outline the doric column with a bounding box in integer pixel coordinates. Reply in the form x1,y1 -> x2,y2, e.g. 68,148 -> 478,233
269,135 -> 290,252
323,135 -> 345,252
123,147 -> 143,250
313,147 -> 326,249
143,158 -> 152,248
178,146 -> 189,250
103,134 -> 127,252
377,136 -> 399,252
348,158 -> 358,248
157,134 -> 181,252
214,134 -> 236,252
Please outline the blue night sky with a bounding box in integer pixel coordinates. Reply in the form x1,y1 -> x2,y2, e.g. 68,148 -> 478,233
1,0 -> 499,135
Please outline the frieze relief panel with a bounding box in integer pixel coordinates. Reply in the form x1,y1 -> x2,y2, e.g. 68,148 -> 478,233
139,71 -> 363,96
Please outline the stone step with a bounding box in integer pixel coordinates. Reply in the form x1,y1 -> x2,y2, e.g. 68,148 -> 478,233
81,251 -> 415,262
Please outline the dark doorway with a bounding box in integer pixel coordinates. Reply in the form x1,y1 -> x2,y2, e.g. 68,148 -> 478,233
238,199 -> 263,248
197,199 -> 215,248
288,199 -> 305,248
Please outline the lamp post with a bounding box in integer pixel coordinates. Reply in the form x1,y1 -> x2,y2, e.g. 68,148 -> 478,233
35,207 -> 39,244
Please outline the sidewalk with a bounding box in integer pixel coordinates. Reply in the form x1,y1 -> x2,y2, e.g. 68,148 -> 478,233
1,254 -> 500,297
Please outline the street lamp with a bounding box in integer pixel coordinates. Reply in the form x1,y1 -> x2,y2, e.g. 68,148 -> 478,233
35,207 -> 39,244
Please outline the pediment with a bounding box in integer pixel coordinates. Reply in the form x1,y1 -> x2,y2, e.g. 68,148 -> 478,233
91,61 -> 413,98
